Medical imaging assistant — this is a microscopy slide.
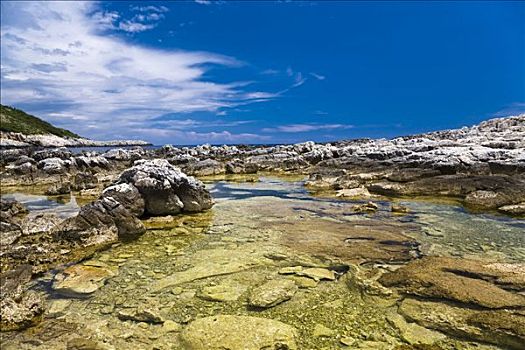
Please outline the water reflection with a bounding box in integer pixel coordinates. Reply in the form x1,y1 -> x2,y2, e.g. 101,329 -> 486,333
1,192 -> 80,219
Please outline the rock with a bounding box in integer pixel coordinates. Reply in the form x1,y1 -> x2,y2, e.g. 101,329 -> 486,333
32,147 -> 72,161
180,315 -> 298,350
0,265 -> 45,331
291,276 -> 318,288
45,182 -> 71,195
225,159 -> 258,174
102,148 -> 142,161
498,202 -> 525,216
336,187 -> 371,198
340,336 -> 357,346
399,298 -> 525,350
71,173 -> 98,191
278,266 -> 303,275
248,279 -> 298,308
52,264 -> 115,296
0,199 -> 28,246
465,190 -> 512,209
55,196 -> 145,244
386,312 -> 446,345
297,267 -> 336,281
37,157 -> 72,174
387,168 -> 441,182
312,323 -> 336,337
47,299 -> 72,317
21,213 -> 62,236
185,159 -> 225,176
353,201 -> 379,213
199,283 -> 247,302
391,204 -> 410,214
379,256 -> 525,309
0,198 -> 28,221
101,183 -> 145,217
0,221 -> 22,246
153,249 -> 269,292
66,338 -> 106,350
117,306 -> 164,324
114,159 -> 213,215
13,162 -> 36,175
162,320 -> 181,332
74,156 -> 110,169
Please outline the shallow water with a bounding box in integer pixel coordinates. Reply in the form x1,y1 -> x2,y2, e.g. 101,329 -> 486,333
2,192 -> 80,219
1,177 -> 523,349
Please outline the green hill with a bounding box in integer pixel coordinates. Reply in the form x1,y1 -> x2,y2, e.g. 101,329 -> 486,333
0,104 -> 81,138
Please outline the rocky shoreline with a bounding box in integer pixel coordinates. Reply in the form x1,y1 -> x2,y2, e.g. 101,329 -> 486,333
0,131 -> 150,148
2,114 -> 524,215
1,114 -> 524,348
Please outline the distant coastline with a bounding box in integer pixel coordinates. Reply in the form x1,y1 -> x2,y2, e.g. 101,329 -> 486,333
0,131 -> 151,149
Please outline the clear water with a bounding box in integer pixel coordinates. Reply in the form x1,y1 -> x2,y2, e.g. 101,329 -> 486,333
1,177 -> 522,349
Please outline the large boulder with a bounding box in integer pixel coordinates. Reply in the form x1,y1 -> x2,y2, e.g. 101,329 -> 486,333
114,159 -> 213,215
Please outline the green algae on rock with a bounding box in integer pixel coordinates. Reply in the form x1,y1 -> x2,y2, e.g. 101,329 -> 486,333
180,315 -> 298,350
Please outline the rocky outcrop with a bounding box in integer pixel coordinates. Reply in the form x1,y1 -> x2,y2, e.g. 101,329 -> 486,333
1,115 -> 524,216
55,196 -> 145,245
113,159 -> 213,215
0,265 -> 44,331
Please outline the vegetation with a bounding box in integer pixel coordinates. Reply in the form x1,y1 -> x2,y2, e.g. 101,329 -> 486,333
0,104 -> 81,138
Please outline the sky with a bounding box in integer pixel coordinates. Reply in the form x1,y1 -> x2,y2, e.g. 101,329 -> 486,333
1,1 -> 524,145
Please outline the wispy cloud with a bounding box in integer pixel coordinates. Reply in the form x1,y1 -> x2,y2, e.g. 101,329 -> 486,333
262,123 -> 353,133
310,72 -> 325,80
0,1 -> 276,141
493,102 -> 525,117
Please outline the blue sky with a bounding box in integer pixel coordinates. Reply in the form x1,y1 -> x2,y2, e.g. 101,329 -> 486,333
1,1 -> 524,144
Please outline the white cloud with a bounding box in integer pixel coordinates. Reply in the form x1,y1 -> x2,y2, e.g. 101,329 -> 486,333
118,20 -> 156,33
194,0 -> 212,5
262,123 -> 353,133
310,72 -> 325,80
131,5 -> 169,13
0,1 -> 276,141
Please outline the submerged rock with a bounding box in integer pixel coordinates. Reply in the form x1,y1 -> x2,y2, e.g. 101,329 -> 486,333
180,315 -> 298,350
199,283 -> 247,302
297,267 -> 336,281
399,298 -> 525,350
52,264 -> 115,297
352,201 -> 379,213
379,256 -> 525,309
117,306 -> 164,324
248,279 -> 298,308
391,204 -> 410,214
